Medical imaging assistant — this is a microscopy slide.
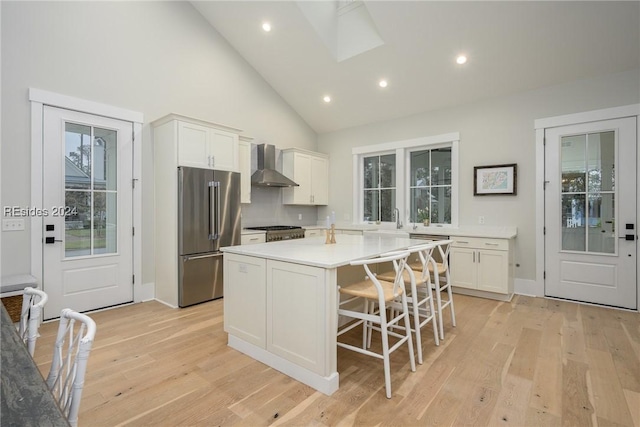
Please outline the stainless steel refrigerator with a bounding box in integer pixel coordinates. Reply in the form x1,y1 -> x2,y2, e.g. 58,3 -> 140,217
178,167 -> 241,307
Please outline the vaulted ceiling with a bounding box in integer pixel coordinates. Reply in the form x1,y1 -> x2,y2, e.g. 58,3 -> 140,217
192,1 -> 639,134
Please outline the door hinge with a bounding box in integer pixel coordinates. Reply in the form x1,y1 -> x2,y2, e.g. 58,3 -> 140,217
132,178 -> 138,189
543,227 -> 546,235
132,227 -> 135,236
543,271 -> 546,280
543,136 -> 546,146
132,274 -> 135,284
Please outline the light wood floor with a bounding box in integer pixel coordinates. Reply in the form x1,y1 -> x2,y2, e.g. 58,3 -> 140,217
32,294 -> 640,426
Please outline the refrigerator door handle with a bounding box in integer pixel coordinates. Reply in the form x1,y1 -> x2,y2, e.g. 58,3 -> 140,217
183,252 -> 223,261
209,181 -> 221,240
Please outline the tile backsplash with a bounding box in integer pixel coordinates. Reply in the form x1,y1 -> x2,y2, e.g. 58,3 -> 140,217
241,186 -> 317,228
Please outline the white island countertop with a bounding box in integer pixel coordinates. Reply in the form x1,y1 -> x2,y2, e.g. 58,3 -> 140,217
222,234 -> 425,269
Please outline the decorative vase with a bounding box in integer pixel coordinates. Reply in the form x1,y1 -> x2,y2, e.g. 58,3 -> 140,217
423,219 -> 430,226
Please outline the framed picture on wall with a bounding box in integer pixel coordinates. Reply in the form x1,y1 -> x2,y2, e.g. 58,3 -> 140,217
474,163 -> 517,196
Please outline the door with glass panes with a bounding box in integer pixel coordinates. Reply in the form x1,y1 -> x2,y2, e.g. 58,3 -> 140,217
544,117 -> 637,309
42,106 -> 134,319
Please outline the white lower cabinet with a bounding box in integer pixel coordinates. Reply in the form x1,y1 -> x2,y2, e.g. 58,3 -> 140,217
266,260 -> 327,374
223,254 -> 329,376
240,233 -> 265,245
450,236 -> 513,298
224,254 -> 266,348
304,229 -> 323,238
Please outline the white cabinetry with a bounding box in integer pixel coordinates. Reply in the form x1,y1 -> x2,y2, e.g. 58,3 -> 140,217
304,228 -> 323,238
241,233 -> 265,245
151,114 -> 242,307
224,254 -> 266,347
156,114 -> 240,172
282,149 -> 328,205
238,136 -> 252,203
224,254 -> 330,375
450,236 -> 513,300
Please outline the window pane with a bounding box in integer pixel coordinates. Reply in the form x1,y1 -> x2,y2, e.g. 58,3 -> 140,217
561,135 -> 586,192
587,193 -> 615,254
363,190 -> 378,222
431,186 -> 451,224
380,154 -> 395,188
94,128 -> 117,191
65,123 -> 92,190
410,150 -> 429,186
562,194 -> 586,251
363,156 -> 378,189
410,188 -> 430,223
431,148 -> 451,185
587,131 -> 615,193
65,191 -> 91,257
93,192 -> 117,255
380,189 -> 395,222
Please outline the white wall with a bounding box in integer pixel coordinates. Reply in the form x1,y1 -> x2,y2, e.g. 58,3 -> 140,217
0,2 -> 317,283
318,69 -> 640,282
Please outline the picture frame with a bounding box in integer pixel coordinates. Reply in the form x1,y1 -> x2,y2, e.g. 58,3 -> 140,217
474,163 -> 517,196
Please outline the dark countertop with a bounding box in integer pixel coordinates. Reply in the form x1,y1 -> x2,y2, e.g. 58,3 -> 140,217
1,304 -> 69,427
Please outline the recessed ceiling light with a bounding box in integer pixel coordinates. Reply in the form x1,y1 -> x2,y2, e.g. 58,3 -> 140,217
262,22 -> 272,32
456,55 -> 467,65
378,80 -> 388,88
323,95 -> 331,103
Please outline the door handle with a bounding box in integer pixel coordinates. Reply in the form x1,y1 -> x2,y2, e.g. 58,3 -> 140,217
45,237 -> 63,244
619,234 -> 636,241
209,181 -> 220,240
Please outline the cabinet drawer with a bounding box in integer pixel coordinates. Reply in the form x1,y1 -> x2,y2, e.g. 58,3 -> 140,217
241,233 -> 266,245
451,237 -> 508,251
305,229 -> 323,238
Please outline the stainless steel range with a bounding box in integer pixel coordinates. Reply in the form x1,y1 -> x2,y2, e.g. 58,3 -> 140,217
245,226 -> 305,242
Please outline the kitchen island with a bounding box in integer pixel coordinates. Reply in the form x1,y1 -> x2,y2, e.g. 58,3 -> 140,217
221,234 -> 424,395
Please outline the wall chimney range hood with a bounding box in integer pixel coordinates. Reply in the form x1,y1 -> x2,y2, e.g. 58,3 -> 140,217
251,144 -> 299,187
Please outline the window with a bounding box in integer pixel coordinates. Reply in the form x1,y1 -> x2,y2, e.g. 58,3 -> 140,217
363,154 -> 396,222
353,133 -> 459,227
409,148 -> 452,224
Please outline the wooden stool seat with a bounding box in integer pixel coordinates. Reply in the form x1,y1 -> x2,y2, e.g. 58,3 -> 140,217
339,278 -> 403,302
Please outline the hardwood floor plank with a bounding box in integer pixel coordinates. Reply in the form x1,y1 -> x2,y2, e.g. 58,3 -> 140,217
561,358 -> 595,427
508,328 -> 542,380
488,373 -> 533,426
586,348 -> 635,426
622,389 -> 640,427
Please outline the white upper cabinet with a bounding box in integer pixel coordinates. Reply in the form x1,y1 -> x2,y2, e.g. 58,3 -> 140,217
238,136 -> 252,204
153,114 -> 240,172
282,148 -> 329,206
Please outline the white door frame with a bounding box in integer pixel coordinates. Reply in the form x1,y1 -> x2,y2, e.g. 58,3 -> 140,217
535,104 -> 640,311
29,88 -> 144,304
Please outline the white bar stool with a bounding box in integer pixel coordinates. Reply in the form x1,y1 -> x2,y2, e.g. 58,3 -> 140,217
19,286 -> 48,357
376,243 -> 439,364
337,251 -> 416,398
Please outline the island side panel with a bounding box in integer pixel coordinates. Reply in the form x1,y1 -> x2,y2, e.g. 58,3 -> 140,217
266,259 -> 332,376
224,253 -> 267,348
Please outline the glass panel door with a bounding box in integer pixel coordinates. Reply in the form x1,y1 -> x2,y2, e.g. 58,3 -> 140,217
64,123 -> 118,257
560,131 -> 615,254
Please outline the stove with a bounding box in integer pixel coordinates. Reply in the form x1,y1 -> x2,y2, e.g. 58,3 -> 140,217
245,225 -> 305,242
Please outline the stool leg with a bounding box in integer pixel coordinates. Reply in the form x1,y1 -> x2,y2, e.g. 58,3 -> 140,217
445,270 -> 456,327
401,292 -> 416,373
379,304 -> 392,399
434,269 -> 445,340
410,286 -> 423,364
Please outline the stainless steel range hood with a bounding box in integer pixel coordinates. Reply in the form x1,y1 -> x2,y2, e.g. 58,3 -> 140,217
251,144 -> 299,187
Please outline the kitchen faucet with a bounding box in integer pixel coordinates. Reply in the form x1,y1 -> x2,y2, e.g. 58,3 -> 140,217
393,208 -> 403,229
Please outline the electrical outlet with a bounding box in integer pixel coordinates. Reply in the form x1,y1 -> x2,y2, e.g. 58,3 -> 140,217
298,213 -> 302,220
478,216 -> 485,224
2,218 -> 25,231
